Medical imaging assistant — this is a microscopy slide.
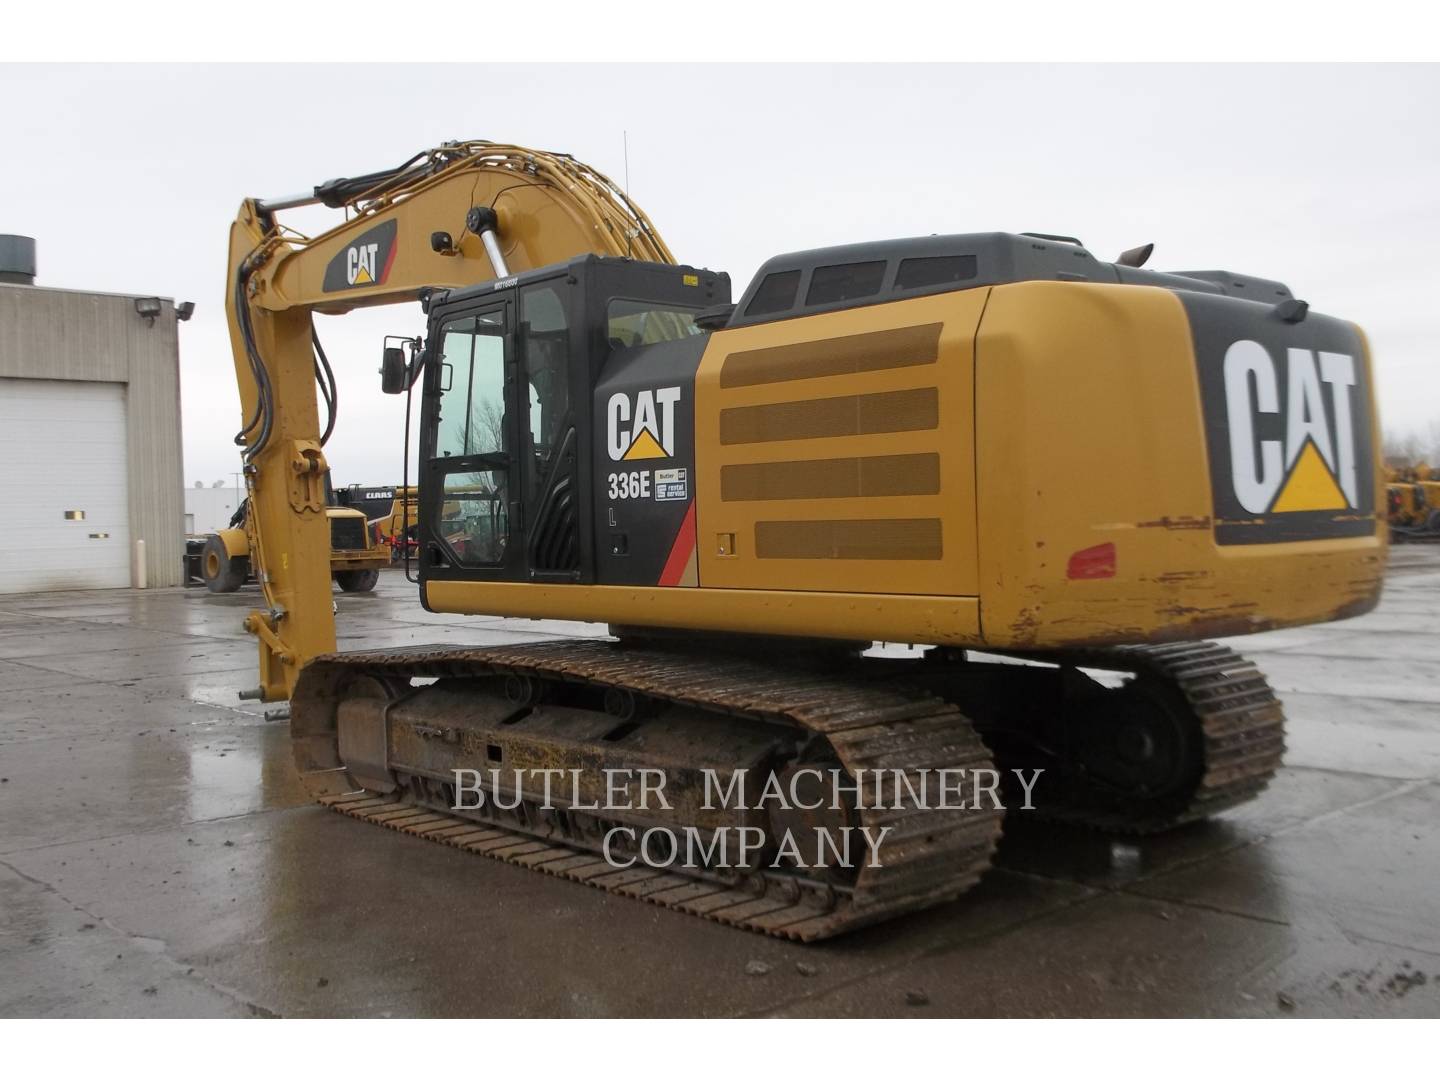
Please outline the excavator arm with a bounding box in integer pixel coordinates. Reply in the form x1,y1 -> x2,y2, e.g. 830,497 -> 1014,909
224,141 -> 673,701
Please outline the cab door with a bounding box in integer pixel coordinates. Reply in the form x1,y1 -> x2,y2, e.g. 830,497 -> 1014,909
419,299 -> 523,580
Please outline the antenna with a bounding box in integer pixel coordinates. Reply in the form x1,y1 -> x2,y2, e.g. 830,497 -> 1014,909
623,130 -> 632,259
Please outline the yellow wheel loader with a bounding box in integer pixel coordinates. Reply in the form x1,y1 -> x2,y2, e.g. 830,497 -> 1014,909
332,483 -> 419,562
224,141 -> 1385,940
201,492 -> 389,594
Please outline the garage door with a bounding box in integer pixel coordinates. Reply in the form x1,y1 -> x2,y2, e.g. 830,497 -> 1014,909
0,378 -> 132,593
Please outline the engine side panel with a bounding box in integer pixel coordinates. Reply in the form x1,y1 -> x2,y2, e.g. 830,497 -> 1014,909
692,288 -> 986,597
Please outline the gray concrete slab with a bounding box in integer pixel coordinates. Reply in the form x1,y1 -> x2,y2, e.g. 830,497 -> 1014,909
1242,655 -> 1440,705
0,864 -> 259,1018
1131,780 -> 1440,955
0,659 -> 83,693
1281,696 -> 1440,780
1,809 -> 1095,1017
0,721 -> 307,854
2,552 -> 1439,1018
772,891 -> 1440,1018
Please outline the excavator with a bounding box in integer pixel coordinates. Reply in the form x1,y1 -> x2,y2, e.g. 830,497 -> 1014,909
227,141 -> 1385,940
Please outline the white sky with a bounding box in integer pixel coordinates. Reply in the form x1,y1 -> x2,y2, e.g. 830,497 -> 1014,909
1,63 -> 1435,486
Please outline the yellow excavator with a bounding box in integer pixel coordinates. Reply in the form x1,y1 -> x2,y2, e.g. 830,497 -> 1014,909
226,141 -> 1385,940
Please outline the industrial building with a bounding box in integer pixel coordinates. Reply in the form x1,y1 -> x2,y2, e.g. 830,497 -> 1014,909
0,234 -> 187,592
184,480 -> 247,536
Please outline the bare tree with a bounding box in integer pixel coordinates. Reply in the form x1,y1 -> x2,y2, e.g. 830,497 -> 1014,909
1383,430 -> 1422,467
470,397 -> 505,459
1424,419 -> 1440,465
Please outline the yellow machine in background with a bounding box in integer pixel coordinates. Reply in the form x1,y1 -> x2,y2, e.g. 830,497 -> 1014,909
224,141 -> 1385,940
200,494 -> 389,593
1386,462 -> 1440,540
333,483 -> 419,561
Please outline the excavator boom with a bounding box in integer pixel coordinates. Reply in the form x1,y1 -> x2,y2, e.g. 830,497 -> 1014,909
226,141 -> 672,700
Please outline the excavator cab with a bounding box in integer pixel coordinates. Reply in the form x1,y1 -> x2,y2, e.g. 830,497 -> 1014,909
406,256 -> 729,590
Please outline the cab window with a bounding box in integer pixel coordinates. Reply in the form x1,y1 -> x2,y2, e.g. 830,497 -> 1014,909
606,299 -> 700,348
434,311 -> 506,459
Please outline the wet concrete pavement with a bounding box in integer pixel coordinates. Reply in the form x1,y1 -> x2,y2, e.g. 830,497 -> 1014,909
2,550 -> 1438,1017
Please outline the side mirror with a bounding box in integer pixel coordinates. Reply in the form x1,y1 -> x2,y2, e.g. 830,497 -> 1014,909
380,347 -> 407,395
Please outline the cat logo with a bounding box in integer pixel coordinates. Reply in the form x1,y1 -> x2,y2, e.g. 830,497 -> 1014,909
607,386 -> 681,461
321,219 -> 397,292
347,243 -> 380,285
1182,291 -> 1374,545
1224,341 -> 1359,515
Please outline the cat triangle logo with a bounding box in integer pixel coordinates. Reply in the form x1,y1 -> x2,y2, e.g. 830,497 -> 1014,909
622,428 -> 668,460
607,386 -> 681,462
1270,439 -> 1348,513
353,263 -> 374,285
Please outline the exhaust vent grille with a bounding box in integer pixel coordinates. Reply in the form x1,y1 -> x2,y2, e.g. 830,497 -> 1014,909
719,322 -> 941,389
720,387 -> 938,445
722,453 -> 940,502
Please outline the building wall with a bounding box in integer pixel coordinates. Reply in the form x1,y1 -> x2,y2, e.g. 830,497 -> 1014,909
0,283 -> 185,587
185,485 -> 247,536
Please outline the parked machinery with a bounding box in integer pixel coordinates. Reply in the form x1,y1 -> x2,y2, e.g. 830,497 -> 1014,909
333,483 -> 419,562
201,487 -> 389,594
223,141 -> 1385,939
1385,463 -> 1440,541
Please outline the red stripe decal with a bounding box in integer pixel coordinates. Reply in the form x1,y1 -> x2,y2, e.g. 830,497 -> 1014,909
379,236 -> 399,284
658,502 -> 697,586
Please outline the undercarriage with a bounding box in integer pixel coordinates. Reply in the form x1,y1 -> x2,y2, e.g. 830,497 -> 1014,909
289,636 -> 1284,941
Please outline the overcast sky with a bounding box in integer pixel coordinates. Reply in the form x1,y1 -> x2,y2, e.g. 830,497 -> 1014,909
1,63 -> 1435,485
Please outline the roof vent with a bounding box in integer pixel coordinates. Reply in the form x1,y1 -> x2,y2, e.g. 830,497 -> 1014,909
0,235 -> 36,285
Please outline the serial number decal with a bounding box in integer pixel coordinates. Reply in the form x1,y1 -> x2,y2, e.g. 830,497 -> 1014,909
654,467 -> 689,502
607,470 -> 652,500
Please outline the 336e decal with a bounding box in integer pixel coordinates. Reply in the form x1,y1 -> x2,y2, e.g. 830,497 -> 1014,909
607,470 -> 652,500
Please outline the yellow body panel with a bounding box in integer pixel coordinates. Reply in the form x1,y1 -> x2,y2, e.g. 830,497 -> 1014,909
214,526 -> 250,558
425,580 -> 980,644
693,289 -> 983,597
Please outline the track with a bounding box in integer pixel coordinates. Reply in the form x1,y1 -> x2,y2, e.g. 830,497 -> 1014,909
290,640 -> 1004,941
991,640 -> 1287,833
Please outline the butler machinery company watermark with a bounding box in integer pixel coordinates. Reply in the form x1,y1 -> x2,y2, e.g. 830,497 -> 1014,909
452,766 -> 1042,871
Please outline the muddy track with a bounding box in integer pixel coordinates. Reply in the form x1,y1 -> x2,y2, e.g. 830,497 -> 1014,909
292,640 -> 1004,941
